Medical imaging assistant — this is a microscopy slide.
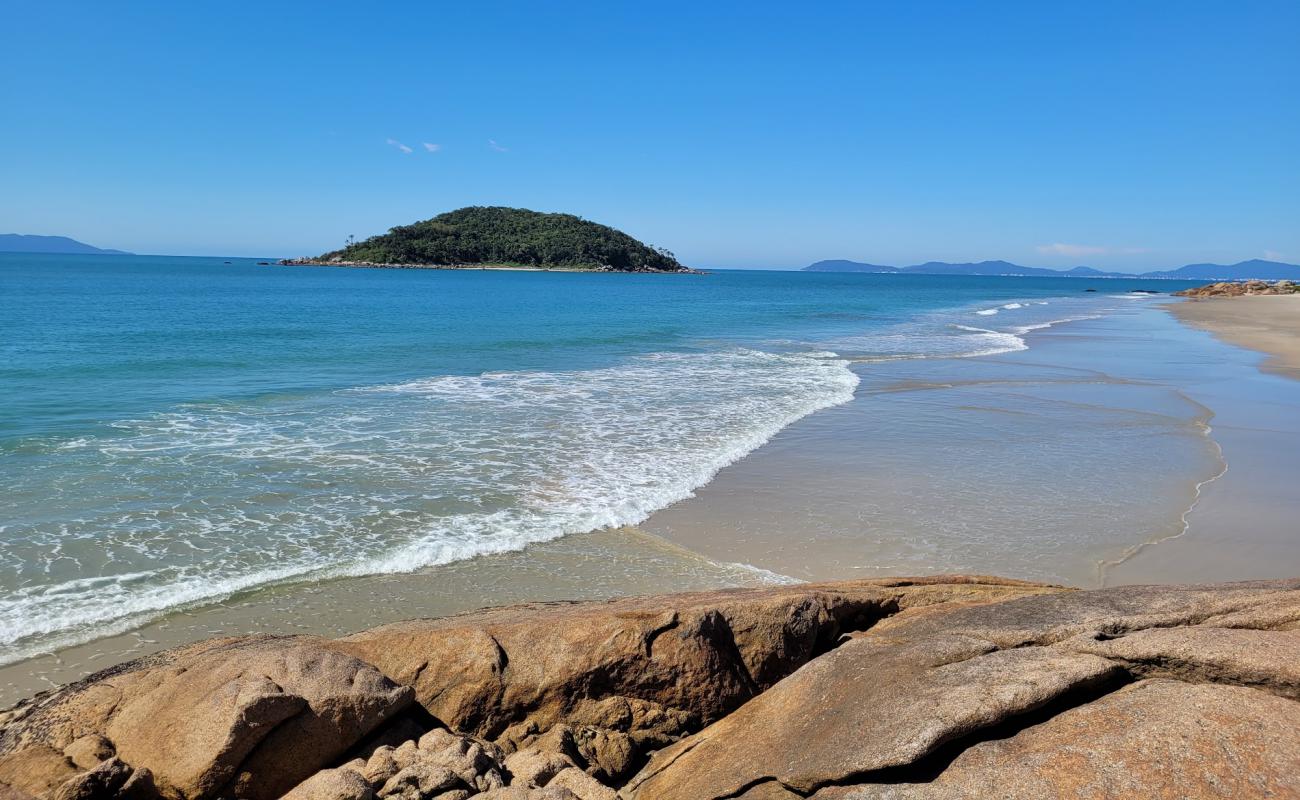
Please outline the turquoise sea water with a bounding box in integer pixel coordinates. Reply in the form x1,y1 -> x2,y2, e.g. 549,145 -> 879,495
0,253 -> 1198,662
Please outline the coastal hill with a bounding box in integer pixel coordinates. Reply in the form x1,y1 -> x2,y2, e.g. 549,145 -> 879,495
0,233 -> 131,256
1,576 -> 1297,799
290,206 -> 690,272
804,257 -> 1300,280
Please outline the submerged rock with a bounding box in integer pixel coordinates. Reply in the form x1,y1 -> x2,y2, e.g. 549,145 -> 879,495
1,577 -> 1297,800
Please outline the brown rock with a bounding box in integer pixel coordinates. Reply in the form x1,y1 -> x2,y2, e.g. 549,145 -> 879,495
61,735 -> 115,771
546,768 -> 618,800
733,786 -> 803,800
361,746 -> 404,786
1061,626 -> 1300,697
502,748 -> 577,787
10,577 -> 1297,800
626,579 -> 1300,800
810,680 -> 1300,799
406,729 -> 505,793
49,758 -> 137,800
572,728 -> 635,783
280,767 -> 375,800
0,744 -> 77,797
378,763 -> 461,799
113,638 -> 412,800
867,578 -> 1300,647
628,638 -> 1122,798
0,636 -> 411,800
1175,280 -> 1300,298
0,578 -> 1052,800
476,787 -> 580,799
330,577 -> 1053,772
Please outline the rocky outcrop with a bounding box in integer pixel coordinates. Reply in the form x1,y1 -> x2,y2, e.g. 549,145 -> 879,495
1,577 -> 1297,800
0,637 -> 413,800
1174,279 -> 1300,297
626,579 -> 1300,799
329,576 -> 1045,746
808,680 -> 1300,799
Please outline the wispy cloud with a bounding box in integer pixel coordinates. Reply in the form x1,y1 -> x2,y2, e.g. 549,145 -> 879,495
488,139 -> 508,152
386,138 -> 413,154
422,142 -> 442,153
1264,249 -> 1286,261
1036,243 -> 1148,257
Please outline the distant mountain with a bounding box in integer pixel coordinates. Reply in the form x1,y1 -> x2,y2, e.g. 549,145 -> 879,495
903,260 -> 1099,277
0,234 -> 131,255
802,258 -> 1300,280
1140,259 -> 1300,280
804,260 -> 900,273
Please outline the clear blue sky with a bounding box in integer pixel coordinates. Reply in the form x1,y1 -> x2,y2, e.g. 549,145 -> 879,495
2,1 -> 1296,270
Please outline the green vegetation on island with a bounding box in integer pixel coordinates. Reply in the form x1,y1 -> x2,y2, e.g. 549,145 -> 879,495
290,206 -> 690,272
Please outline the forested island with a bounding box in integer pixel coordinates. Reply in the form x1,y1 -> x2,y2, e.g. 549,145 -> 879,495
284,206 -> 693,272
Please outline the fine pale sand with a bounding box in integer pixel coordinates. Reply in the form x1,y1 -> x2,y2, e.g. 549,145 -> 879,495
1169,295 -> 1300,380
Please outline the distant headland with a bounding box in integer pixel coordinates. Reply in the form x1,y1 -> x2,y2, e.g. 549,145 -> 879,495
803,258 -> 1300,281
283,207 -> 698,273
0,234 -> 131,256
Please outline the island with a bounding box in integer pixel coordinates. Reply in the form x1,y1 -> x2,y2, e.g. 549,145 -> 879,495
282,207 -> 696,273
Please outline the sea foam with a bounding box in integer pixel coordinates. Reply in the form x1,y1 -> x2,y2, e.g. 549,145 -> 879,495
0,349 -> 857,663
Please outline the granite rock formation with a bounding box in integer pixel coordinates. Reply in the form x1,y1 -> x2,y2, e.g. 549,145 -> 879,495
1,576 -> 1296,800
1174,279 -> 1300,297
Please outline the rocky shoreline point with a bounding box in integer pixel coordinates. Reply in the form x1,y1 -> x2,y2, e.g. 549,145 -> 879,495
1175,279 -> 1300,298
276,259 -> 705,274
1,576 -> 1298,799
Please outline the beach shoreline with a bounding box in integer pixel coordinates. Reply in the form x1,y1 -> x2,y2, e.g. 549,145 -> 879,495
277,259 -> 706,274
11,293 -> 1300,706
1167,295 -> 1300,380
6,283 -> 1300,711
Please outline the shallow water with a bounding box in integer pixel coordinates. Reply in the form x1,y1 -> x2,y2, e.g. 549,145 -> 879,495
0,253 -> 1201,668
645,304 -> 1247,587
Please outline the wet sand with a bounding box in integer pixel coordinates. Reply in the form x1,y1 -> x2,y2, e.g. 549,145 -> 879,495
645,301 -> 1300,592
1170,295 -> 1300,379
0,528 -> 787,705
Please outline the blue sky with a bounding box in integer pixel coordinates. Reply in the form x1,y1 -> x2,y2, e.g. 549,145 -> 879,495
2,1 -> 1296,270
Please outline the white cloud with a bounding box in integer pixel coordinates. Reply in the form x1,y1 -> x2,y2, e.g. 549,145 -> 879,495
488,139 -> 508,152
1036,243 -> 1147,257
422,142 -> 442,153
386,138 -> 413,154
1264,249 -> 1285,261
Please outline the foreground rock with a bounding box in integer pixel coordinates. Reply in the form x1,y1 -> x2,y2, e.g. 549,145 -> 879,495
1174,279 -> 1300,297
0,637 -> 413,800
1,577 -> 1297,800
809,680 -> 1300,799
626,579 -> 1300,799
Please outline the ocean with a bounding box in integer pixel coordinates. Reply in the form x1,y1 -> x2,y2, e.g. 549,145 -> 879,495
0,253 -> 1202,666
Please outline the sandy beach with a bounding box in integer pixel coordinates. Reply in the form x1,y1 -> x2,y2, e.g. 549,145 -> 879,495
1169,295 -> 1300,379
646,298 -> 1300,591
